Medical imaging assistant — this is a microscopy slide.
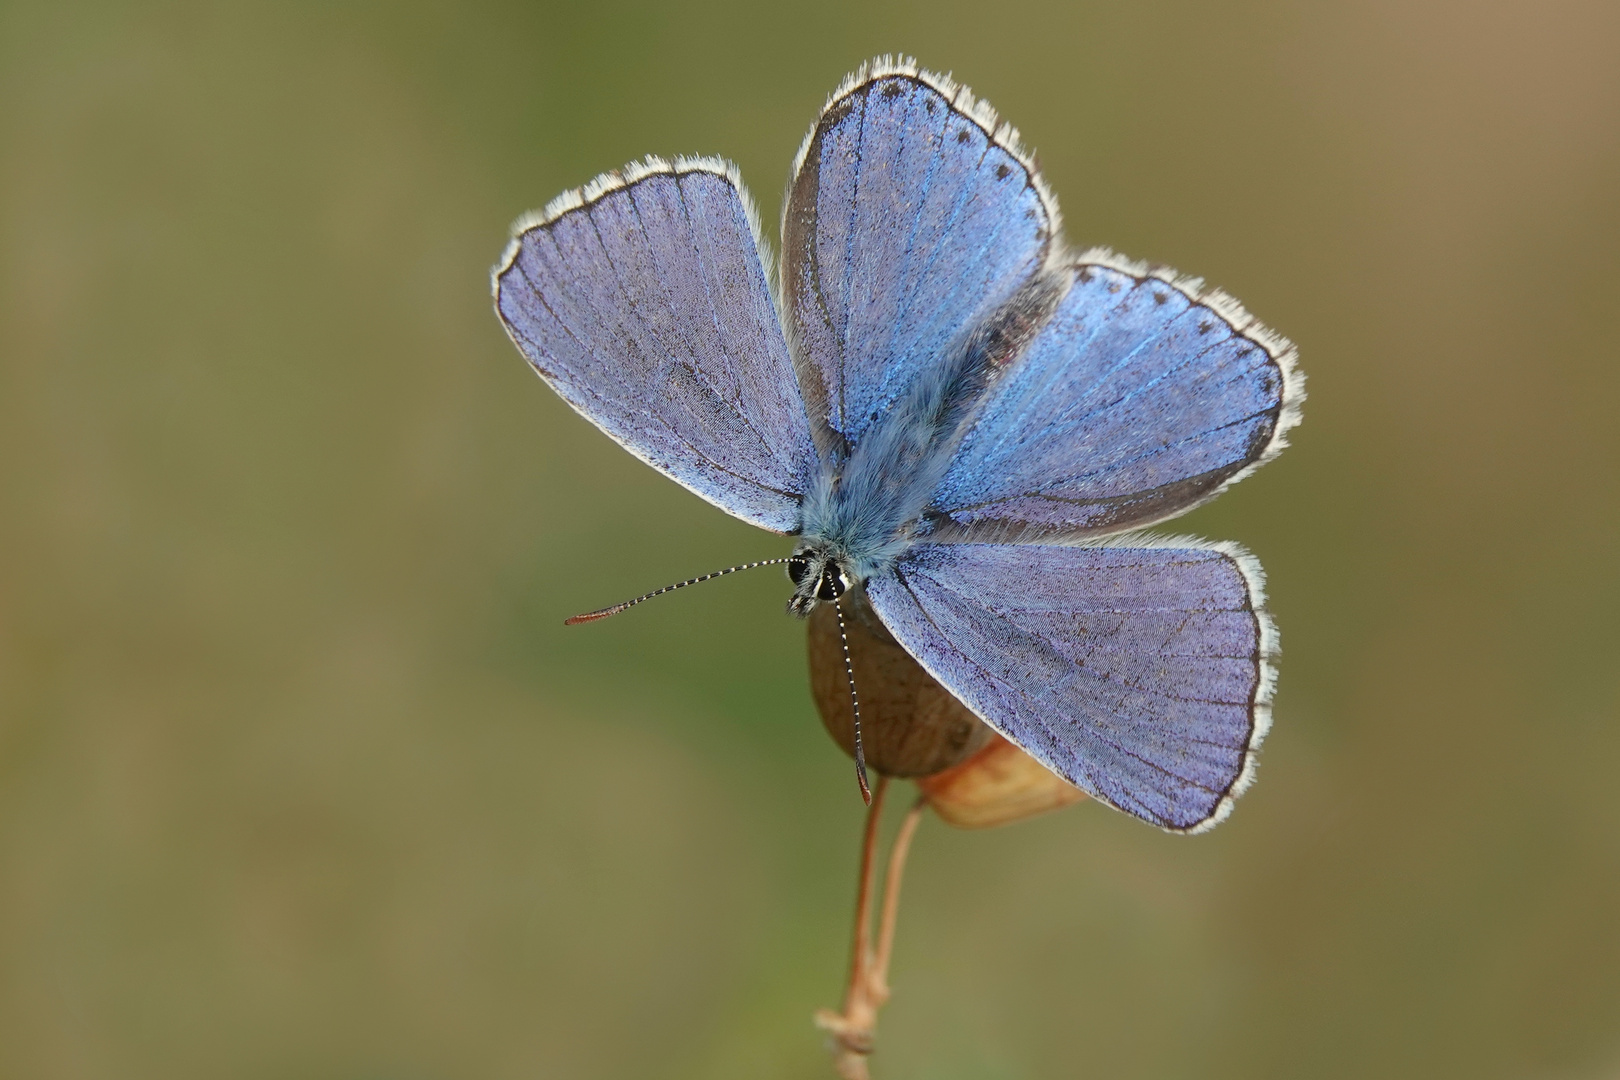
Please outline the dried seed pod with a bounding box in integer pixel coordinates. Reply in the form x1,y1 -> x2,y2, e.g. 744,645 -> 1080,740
807,587 -> 994,778
808,586 -> 1086,827
916,732 -> 1086,829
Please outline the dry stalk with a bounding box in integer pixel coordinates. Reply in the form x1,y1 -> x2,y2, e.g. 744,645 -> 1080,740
816,778 -> 928,1079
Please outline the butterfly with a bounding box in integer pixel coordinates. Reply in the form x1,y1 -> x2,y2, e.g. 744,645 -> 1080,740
491,57 -> 1303,833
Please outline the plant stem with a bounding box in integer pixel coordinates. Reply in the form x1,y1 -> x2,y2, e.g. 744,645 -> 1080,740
816,780 -> 928,1079
872,795 -> 925,1001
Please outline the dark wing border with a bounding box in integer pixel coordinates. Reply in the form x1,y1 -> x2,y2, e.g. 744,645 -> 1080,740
778,55 -> 1067,459
495,154 -> 779,286
871,532 -> 1278,834
924,247 -> 1305,544
782,54 -> 1064,245
491,154 -> 809,533
1070,247 -> 1305,521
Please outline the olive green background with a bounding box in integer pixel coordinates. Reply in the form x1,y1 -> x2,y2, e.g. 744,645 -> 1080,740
3,2 -> 1618,1077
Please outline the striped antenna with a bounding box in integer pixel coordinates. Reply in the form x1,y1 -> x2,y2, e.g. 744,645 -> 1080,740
833,597 -> 873,805
564,558 -> 791,625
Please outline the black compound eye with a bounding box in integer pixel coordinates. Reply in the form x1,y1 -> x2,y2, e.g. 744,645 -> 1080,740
816,569 -> 847,601
787,555 -> 811,586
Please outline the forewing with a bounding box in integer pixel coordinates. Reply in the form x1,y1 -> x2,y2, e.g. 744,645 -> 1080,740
493,157 -> 815,533
865,540 -> 1275,832
781,58 -> 1058,458
927,250 -> 1303,540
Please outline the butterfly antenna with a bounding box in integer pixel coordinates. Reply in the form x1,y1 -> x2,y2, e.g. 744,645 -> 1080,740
833,597 -> 873,805
563,558 -> 790,625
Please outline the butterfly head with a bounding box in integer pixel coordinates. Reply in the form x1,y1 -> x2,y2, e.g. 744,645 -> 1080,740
786,544 -> 855,617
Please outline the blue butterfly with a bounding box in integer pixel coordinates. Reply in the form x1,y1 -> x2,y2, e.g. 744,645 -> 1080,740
492,57 -> 1303,833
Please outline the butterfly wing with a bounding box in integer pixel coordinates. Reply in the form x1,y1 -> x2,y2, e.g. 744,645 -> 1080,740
493,157 -> 815,533
926,250 -> 1304,541
865,540 -> 1275,832
781,58 -> 1059,459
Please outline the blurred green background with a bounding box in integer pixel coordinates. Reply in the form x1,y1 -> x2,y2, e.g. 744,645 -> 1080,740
3,1 -> 1618,1077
